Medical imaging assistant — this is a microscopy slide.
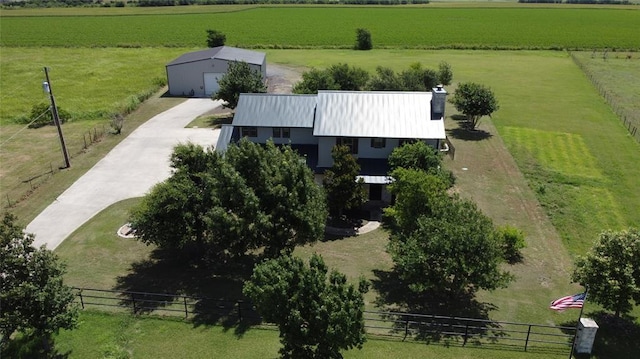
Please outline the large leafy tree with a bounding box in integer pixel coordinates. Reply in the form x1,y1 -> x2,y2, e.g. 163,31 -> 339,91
130,140 -> 327,261
382,169 -> 449,234
450,82 -> 499,129
292,63 -> 368,94
572,228 -> 640,317
399,63 -> 439,92
388,141 -> 454,188
368,66 -> 403,91
213,61 -> 266,109
327,63 -> 369,91
383,170 -> 512,300
323,145 -> 366,217
244,254 -> 369,359
0,213 -> 78,352
293,68 -> 339,94
388,197 -> 513,299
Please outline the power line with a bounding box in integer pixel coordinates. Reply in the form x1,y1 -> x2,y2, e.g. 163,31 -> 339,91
0,108 -> 50,148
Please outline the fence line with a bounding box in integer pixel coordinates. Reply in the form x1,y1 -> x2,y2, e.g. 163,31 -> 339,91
73,287 -> 575,355
569,52 -> 640,143
2,124 -> 107,209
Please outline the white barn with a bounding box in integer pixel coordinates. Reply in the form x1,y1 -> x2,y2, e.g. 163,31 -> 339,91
165,46 -> 266,97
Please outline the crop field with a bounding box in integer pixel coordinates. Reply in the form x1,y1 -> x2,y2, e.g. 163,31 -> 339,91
1,6 -> 639,50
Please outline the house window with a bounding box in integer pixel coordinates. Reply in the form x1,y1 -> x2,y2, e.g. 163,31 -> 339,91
272,127 -> 291,138
371,138 -> 386,149
336,137 -> 359,155
241,126 -> 257,138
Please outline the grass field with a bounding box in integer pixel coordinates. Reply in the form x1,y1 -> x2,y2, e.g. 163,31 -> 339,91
1,6 -> 639,49
47,311 -> 569,359
0,91 -> 185,225
0,47 -> 192,123
570,51 -> 640,142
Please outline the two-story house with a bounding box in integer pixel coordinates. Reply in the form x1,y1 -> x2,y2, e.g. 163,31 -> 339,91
216,87 -> 448,203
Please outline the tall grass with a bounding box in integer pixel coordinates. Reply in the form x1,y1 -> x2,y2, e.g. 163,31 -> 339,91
0,47 -> 188,123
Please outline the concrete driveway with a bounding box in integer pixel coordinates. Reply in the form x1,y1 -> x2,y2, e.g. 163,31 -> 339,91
27,99 -> 222,250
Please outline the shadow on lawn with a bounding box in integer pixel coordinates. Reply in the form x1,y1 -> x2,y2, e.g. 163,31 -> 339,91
114,248 -> 260,335
447,127 -> 493,142
447,114 -> 493,141
2,334 -> 70,359
560,311 -> 640,359
371,269 -> 504,344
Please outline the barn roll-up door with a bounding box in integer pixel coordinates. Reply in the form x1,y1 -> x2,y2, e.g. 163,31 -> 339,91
204,73 -> 224,96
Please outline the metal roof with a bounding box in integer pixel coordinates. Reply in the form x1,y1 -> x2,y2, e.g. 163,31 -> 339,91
215,47 -> 265,65
166,46 -> 265,67
215,125 -> 234,153
232,94 -> 317,128
313,91 -> 445,139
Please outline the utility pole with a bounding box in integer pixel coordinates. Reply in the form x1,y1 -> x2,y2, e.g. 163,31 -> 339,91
44,67 -> 71,169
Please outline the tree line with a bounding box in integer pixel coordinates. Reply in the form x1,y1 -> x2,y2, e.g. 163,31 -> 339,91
2,0 -> 429,9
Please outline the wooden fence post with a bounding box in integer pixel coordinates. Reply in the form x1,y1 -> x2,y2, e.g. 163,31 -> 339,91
237,300 -> 243,322
403,316 -> 410,341
525,324 -> 532,352
463,322 -> 469,346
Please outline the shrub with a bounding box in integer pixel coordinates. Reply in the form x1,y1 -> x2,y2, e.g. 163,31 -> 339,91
494,225 -> 526,263
354,28 -> 372,51
206,29 -> 226,48
437,61 -> 453,86
26,103 -> 70,129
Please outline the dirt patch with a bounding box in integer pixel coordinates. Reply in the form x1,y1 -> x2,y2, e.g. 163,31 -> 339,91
266,63 -> 304,94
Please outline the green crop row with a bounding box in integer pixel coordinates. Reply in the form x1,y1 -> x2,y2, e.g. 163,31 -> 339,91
1,7 -> 639,49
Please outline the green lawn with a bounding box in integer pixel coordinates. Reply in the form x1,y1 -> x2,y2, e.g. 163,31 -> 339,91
49,310 -> 568,359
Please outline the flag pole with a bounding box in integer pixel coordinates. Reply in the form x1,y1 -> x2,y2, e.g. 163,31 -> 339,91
567,287 -> 588,359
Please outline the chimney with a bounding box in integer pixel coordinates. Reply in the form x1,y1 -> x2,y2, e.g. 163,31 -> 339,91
431,84 -> 447,120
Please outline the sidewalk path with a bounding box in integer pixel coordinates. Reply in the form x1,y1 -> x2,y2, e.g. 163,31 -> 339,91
27,99 -> 222,250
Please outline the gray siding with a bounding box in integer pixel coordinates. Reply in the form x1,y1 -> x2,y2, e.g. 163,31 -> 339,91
167,58 -> 264,98
242,127 -> 317,145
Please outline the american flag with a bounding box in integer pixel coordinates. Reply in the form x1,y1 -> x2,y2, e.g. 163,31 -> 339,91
549,292 -> 586,311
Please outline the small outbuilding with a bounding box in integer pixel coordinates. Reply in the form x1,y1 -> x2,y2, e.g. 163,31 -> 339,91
166,46 -> 266,98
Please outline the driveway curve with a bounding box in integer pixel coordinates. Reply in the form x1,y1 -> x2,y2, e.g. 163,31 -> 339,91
27,99 -> 222,250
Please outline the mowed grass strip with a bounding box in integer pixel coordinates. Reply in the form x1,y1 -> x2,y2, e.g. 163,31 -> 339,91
1,7 -> 639,49
500,127 -> 602,179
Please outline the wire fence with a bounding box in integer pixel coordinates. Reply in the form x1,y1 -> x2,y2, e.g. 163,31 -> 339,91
1,124 -> 108,209
569,51 -> 640,143
73,287 -> 575,355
